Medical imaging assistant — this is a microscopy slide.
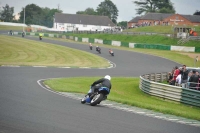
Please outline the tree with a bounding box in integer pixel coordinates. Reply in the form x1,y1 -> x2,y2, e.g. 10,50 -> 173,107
96,0 -> 118,24
42,8 -> 62,27
0,4 -> 14,22
117,21 -> 127,29
18,4 -> 62,27
133,0 -> 175,15
76,8 -> 97,15
19,4 -> 42,25
194,10 -> 200,15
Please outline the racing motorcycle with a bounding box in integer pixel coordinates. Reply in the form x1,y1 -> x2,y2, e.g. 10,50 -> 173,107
96,47 -> 101,54
109,50 -> 114,56
89,45 -> 92,50
81,85 -> 110,106
39,36 -> 42,40
22,32 -> 25,37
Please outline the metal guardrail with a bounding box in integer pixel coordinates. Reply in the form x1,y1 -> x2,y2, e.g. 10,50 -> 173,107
178,36 -> 200,45
140,72 -> 200,107
72,31 -> 172,37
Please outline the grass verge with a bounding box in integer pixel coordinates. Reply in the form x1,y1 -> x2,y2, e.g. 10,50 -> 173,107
0,35 -> 109,67
0,25 -> 25,31
44,77 -> 200,121
124,25 -> 200,35
124,25 -> 174,33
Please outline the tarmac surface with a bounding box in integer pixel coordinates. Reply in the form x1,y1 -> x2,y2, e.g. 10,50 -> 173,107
0,33 -> 199,133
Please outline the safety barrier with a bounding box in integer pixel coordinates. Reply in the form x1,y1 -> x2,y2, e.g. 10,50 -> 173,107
140,73 -> 200,107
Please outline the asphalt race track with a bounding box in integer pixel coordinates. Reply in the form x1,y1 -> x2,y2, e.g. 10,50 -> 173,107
0,33 -> 199,133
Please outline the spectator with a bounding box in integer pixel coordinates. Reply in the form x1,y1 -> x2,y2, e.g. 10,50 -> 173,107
176,73 -> 182,86
186,71 -> 193,88
167,72 -> 173,85
189,70 -> 199,90
172,66 -> 180,85
181,65 -> 188,84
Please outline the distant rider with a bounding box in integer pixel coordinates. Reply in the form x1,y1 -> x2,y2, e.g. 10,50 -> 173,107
109,49 -> 113,54
39,33 -> 43,37
96,46 -> 99,51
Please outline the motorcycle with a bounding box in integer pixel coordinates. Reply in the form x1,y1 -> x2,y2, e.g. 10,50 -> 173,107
81,85 -> 110,106
109,50 -> 114,56
39,36 -> 42,40
96,47 -> 101,54
22,33 -> 25,37
89,45 -> 92,50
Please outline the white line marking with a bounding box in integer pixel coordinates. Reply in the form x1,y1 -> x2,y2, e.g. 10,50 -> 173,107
136,112 -> 145,114
79,67 -> 90,69
58,67 -> 71,68
33,66 -> 47,67
1,65 -> 20,67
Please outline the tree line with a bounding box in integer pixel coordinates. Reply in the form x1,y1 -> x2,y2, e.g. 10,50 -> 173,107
0,4 -> 62,28
0,0 -> 199,28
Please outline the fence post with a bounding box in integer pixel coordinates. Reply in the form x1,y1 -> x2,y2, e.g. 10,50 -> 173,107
161,73 -> 163,82
154,73 -> 157,82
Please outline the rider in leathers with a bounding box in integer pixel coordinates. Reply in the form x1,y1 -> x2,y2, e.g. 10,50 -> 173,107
88,75 -> 112,99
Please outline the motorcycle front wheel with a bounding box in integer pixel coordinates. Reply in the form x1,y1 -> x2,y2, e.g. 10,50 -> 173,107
90,93 -> 104,106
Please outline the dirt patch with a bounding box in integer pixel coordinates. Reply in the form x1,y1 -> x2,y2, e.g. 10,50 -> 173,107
180,53 -> 200,59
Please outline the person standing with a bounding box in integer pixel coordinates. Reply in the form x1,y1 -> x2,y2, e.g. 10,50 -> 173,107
189,70 -> 199,90
181,65 -> 189,83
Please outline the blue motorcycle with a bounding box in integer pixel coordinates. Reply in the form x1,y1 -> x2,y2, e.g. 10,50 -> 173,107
81,86 -> 110,106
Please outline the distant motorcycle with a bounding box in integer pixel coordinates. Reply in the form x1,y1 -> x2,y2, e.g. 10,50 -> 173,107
89,45 -> 92,50
22,32 -> 25,37
109,50 -> 114,56
96,47 -> 101,54
39,36 -> 42,40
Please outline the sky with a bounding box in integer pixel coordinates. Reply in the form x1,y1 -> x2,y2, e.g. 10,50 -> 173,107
0,0 -> 200,21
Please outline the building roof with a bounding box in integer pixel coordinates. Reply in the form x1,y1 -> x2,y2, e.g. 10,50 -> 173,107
128,16 -> 141,23
54,13 -> 115,26
140,13 -> 173,21
181,15 -> 200,22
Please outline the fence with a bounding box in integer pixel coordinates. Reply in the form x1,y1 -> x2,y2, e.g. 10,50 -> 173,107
177,36 -> 200,45
72,30 -> 172,37
140,72 -> 200,107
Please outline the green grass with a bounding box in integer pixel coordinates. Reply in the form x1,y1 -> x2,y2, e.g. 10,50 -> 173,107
124,25 -> 174,33
0,35 -> 109,67
0,25 -> 25,31
44,77 -> 200,121
66,33 -> 200,46
124,25 -> 200,34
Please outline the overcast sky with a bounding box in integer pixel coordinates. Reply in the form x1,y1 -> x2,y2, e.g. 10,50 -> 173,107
0,0 -> 199,21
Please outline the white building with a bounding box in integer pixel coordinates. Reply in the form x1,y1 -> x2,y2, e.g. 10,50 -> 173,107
53,13 -> 115,31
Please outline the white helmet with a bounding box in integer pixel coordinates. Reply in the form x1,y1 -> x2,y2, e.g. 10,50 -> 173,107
104,75 -> 111,80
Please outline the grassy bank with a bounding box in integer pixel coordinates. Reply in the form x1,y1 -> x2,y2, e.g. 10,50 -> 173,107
124,25 -> 200,35
0,25 -> 25,31
0,35 -> 109,67
44,77 -> 200,121
66,33 -> 200,46
124,25 -> 174,33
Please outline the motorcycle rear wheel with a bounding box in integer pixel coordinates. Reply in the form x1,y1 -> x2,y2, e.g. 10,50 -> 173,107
90,93 -> 104,106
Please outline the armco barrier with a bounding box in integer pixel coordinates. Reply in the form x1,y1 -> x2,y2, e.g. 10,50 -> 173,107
89,38 -> 94,43
140,73 -> 200,107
